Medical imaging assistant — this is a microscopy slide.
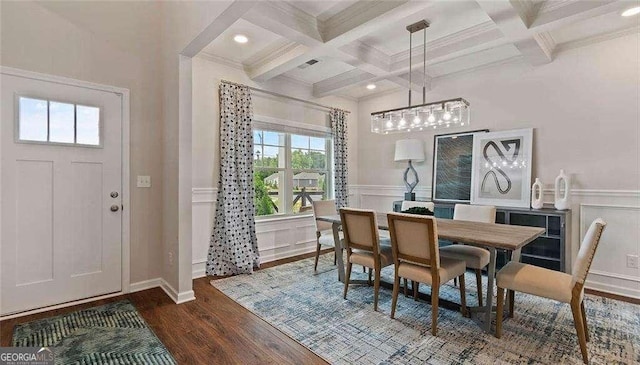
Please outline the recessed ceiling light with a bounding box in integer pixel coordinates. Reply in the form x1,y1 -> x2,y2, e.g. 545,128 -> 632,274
234,34 -> 249,44
622,7 -> 640,17
366,84 -> 376,90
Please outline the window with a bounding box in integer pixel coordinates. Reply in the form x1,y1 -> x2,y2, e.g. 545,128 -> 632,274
17,96 -> 101,146
253,129 -> 332,217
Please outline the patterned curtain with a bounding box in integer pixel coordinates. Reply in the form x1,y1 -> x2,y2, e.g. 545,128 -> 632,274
207,82 -> 260,276
330,108 -> 349,208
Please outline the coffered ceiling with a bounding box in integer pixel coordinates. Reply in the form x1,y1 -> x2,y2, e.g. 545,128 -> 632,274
198,0 -> 640,100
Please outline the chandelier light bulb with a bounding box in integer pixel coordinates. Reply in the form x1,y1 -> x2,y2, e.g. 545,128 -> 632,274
443,111 -> 452,121
399,116 -> 407,127
413,114 -> 421,124
427,113 -> 436,123
385,120 -> 393,128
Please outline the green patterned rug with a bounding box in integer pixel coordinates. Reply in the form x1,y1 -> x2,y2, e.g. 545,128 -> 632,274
212,253 -> 640,364
12,300 -> 176,365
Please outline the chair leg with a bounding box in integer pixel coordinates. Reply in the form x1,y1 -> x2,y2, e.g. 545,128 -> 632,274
363,266 -> 366,273
314,243 -> 321,271
368,268 -> 373,286
458,274 -> 467,317
413,281 -> 419,300
581,300 -> 590,342
475,269 -> 483,307
334,251 -> 337,265
374,268 -> 381,311
453,277 -> 458,287
571,300 -> 589,364
403,278 -> 408,296
343,261 -> 352,300
391,272 -> 400,319
508,290 -> 515,318
496,286 -> 504,338
431,284 -> 439,336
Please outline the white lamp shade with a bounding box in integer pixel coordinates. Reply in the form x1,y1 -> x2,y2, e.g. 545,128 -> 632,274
394,139 -> 425,162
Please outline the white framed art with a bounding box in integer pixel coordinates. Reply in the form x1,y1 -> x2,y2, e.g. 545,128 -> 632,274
470,128 -> 533,208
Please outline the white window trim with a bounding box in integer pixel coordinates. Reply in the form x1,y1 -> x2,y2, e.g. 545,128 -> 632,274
253,115 -> 333,220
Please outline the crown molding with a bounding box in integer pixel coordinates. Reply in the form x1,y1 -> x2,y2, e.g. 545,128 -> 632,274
196,52 -> 244,71
555,25 -> 640,53
537,0 -> 582,14
534,31 -> 557,58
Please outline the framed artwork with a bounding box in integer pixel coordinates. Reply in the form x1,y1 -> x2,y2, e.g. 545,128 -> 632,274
432,130 -> 488,202
471,128 -> 533,208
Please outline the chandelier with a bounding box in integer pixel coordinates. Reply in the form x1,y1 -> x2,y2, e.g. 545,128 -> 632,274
371,20 -> 470,134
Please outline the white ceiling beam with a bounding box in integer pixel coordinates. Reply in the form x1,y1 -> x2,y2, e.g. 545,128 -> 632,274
476,0 -> 554,65
243,0 -> 431,83
313,69 -> 376,98
182,1 -> 257,57
530,0 -> 624,30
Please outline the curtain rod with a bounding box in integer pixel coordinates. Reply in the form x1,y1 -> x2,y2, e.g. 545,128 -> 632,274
221,79 -> 351,114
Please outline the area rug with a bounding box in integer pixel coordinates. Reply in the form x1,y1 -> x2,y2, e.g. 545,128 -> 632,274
212,253 -> 640,364
12,300 -> 176,364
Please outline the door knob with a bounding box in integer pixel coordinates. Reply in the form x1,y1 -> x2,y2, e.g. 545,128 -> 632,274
110,191 -> 119,198
110,205 -> 120,212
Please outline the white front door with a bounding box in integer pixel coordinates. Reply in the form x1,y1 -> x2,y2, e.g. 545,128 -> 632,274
1,71 -> 123,315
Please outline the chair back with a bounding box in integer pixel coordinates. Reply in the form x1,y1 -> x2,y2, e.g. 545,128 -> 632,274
339,208 -> 380,253
571,218 -> 607,287
313,200 -> 337,232
387,213 -> 439,269
453,204 -> 496,223
401,201 -> 435,212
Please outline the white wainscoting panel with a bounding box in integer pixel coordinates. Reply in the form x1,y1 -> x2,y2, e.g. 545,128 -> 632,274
192,188 -> 318,278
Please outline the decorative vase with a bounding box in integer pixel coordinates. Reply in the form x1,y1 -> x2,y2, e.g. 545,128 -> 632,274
554,170 -> 570,210
531,178 -> 544,209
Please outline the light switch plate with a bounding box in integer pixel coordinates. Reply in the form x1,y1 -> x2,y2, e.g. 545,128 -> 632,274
137,175 -> 151,188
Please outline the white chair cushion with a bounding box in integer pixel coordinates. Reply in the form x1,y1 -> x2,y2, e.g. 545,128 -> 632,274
439,245 -> 490,269
349,244 -> 393,268
318,230 -> 343,247
497,261 -> 575,303
397,257 -> 466,286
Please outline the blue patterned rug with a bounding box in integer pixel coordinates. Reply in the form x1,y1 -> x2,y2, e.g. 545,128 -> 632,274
12,300 -> 176,365
212,253 -> 640,364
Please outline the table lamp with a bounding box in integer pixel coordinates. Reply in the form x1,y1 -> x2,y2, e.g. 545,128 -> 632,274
394,139 -> 425,201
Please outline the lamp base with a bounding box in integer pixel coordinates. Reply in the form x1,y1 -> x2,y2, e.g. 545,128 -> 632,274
404,192 -> 416,201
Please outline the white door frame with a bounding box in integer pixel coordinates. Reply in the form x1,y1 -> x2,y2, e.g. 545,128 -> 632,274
0,66 -> 131,315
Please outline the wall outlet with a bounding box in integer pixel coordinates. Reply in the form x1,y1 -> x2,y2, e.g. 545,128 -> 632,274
168,251 -> 174,266
627,254 -> 639,269
137,175 -> 151,188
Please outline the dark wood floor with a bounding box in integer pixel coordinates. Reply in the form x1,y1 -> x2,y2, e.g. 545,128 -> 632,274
1,249 -> 637,364
0,251 -> 332,365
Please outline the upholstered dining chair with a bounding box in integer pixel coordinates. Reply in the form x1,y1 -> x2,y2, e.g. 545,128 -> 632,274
399,200 -> 435,299
340,208 -> 394,311
495,218 -> 606,364
400,200 -> 435,212
439,204 -> 495,306
387,213 -> 467,336
312,200 -> 341,271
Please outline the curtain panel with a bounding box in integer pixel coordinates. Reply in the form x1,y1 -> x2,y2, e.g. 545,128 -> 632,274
330,109 -> 349,208
207,82 -> 260,276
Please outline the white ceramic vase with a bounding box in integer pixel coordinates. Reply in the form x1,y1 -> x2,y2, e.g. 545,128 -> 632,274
554,169 -> 571,210
531,178 -> 544,209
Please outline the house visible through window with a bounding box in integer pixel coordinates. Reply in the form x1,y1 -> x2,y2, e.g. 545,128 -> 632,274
18,96 -> 101,146
253,128 -> 332,216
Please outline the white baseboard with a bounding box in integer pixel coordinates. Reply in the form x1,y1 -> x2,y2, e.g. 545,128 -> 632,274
129,278 -> 163,293
160,279 -> 196,304
129,278 -> 196,304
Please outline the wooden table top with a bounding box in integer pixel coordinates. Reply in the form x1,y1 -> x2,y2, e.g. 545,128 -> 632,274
316,213 -> 545,251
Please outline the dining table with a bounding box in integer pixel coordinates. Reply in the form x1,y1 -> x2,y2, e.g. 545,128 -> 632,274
315,212 -> 545,333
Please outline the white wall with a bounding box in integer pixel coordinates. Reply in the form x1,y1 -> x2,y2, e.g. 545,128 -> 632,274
0,1 -> 164,285
354,33 -> 640,298
191,55 -> 358,277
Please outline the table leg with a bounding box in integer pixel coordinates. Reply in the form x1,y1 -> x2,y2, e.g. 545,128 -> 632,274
484,247 -> 497,333
333,222 -> 345,282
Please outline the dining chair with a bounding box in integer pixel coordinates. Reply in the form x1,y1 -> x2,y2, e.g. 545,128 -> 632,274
399,200 -> 435,299
387,213 -> 467,336
495,218 -> 607,364
439,204 -> 495,306
340,208 -> 393,311
312,200 -> 341,271
401,200 -> 435,212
